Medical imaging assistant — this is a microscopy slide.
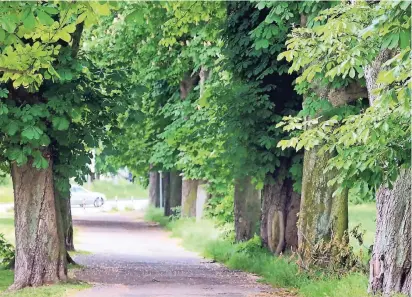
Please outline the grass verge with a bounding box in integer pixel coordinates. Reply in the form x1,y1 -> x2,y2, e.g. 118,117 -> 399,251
0,269 -> 89,297
83,179 -> 148,200
145,206 -> 380,297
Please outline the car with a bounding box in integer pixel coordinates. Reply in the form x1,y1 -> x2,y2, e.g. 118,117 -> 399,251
70,185 -> 106,208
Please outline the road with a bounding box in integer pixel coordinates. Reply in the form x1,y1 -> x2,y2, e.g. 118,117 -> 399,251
71,211 -> 284,297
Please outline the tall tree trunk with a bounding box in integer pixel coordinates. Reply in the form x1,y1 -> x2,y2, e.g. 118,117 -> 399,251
364,49 -> 411,295
10,154 -> 67,290
162,172 -> 171,216
181,179 -> 198,217
298,147 -> 349,262
170,171 -> 182,210
261,175 -> 299,254
149,169 -> 160,207
368,169 -> 411,295
234,176 -> 261,242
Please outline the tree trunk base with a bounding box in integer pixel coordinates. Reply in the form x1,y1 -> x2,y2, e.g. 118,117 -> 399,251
234,176 -> 261,242
10,156 -> 67,290
261,174 -> 299,254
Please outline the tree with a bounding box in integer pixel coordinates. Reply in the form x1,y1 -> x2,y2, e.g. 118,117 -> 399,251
277,1 -> 411,293
0,2 -> 121,289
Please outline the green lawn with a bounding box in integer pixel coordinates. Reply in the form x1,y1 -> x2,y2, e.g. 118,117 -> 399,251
0,213 -> 15,244
0,178 -> 148,203
0,177 -> 13,204
81,179 -> 148,200
349,203 -> 376,249
0,269 -> 89,297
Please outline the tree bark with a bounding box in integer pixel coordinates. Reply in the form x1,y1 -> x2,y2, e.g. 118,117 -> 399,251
364,49 -> 411,295
298,147 -> 349,262
58,191 -> 75,252
196,180 -> 210,221
149,170 -> 160,207
368,169 -> 411,295
162,172 -> 171,216
10,153 -> 67,290
261,175 -> 299,254
170,171 -> 182,209
234,176 -> 261,242
181,179 -> 198,217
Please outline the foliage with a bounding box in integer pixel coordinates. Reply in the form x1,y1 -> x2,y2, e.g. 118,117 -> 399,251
0,234 -> 14,268
277,1 -> 411,197
205,191 -> 234,226
144,206 -> 169,227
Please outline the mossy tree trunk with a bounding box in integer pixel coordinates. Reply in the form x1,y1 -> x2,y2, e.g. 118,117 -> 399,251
298,147 -> 348,263
368,169 -> 411,295
149,169 -> 160,207
234,176 -> 261,242
261,172 -> 299,254
181,179 -> 198,217
10,152 -> 67,290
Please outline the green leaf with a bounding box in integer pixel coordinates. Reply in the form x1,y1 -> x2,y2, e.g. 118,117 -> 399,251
36,10 -> 55,26
33,153 -> 49,169
21,126 -> 43,140
2,20 -> 16,33
52,116 -> 70,131
399,29 -> 411,49
0,104 -> 8,115
349,68 -> 355,79
8,148 -> 27,165
23,12 -> 36,29
125,9 -> 145,25
0,28 -> 5,42
255,39 -> 269,50
6,121 -> 19,136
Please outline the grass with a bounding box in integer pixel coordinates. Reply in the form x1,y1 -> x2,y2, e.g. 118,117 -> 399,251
0,177 -> 13,204
0,178 -> 149,203
0,269 -> 89,297
145,204 -> 389,297
0,213 -> 15,244
349,203 -> 376,249
144,206 -> 169,227
83,179 -> 148,200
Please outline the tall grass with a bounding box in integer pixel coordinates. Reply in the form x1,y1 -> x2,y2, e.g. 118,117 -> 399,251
148,212 -> 388,297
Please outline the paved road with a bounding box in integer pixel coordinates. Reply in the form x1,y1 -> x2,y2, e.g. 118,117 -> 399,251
71,211 -> 285,297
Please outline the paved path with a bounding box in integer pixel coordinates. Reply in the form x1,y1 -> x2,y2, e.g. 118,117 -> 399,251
71,212 -> 285,297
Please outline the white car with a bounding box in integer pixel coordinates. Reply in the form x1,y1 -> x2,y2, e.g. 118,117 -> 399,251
70,185 -> 106,208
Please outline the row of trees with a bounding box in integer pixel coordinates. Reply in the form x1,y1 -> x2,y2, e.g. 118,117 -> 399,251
0,1 -> 410,296
93,2 -> 410,296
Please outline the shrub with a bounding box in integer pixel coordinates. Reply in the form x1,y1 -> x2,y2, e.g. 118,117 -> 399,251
0,234 -> 14,268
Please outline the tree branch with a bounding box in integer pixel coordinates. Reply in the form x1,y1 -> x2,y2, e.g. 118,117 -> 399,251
313,82 -> 368,107
0,67 -> 26,74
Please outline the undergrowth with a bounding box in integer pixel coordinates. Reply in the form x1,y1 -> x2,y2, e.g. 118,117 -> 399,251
146,211 -> 391,297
